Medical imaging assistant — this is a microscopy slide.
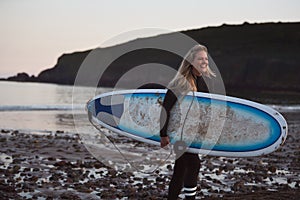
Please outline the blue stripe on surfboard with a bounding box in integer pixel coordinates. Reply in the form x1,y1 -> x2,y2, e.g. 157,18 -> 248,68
95,98 -> 124,119
117,124 -> 280,152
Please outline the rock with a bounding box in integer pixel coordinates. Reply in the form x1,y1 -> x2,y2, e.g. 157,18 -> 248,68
254,174 -> 263,182
156,176 -> 164,183
224,163 -> 235,172
12,165 -> 21,173
108,169 -> 117,177
48,157 -> 56,161
206,162 -> 215,171
74,184 -> 93,193
1,129 -> 10,134
59,191 -> 81,200
232,180 -> 245,192
167,164 -> 172,171
56,130 -> 64,134
268,166 -> 277,173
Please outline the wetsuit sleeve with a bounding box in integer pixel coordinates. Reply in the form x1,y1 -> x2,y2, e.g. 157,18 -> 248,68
197,76 -> 216,93
160,90 -> 178,137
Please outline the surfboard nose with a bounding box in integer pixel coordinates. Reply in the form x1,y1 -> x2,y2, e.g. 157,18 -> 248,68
95,98 -> 124,118
87,95 -> 125,128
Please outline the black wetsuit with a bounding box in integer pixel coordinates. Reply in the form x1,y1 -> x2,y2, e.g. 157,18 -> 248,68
160,75 -> 214,200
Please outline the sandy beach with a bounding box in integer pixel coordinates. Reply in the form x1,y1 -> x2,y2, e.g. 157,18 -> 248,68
0,110 -> 299,200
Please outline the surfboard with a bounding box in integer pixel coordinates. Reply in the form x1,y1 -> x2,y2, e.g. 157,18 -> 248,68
86,89 -> 288,157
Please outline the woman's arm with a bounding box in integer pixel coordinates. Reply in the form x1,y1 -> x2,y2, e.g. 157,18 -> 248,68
160,89 -> 178,147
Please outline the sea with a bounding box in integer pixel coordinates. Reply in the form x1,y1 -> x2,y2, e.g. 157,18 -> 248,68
0,81 -> 299,134
0,81 -> 111,134
0,80 -> 299,136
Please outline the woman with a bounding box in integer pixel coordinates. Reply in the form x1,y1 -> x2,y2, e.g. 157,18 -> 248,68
160,44 -> 216,199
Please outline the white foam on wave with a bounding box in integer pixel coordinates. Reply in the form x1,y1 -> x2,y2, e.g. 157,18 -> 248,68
0,104 -> 85,112
268,104 -> 300,112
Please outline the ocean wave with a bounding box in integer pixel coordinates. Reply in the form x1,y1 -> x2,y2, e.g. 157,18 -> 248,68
267,104 -> 300,113
0,104 -> 85,112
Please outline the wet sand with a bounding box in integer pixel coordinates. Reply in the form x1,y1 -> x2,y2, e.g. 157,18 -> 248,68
0,111 -> 299,199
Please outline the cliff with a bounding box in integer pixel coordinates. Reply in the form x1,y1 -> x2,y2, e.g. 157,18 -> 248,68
3,22 -> 300,97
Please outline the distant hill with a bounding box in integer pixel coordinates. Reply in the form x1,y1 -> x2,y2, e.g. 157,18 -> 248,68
3,22 -> 300,99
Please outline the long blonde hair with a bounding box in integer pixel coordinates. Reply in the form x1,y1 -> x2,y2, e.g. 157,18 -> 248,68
168,44 -> 216,93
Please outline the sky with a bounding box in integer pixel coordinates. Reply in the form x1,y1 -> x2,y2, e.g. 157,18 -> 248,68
0,0 -> 299,78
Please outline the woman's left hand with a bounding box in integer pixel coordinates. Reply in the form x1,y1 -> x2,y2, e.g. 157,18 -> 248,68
160,136 -> 170,148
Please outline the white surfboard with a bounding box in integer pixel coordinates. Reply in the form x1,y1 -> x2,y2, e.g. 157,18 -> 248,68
86,89 -> 288,157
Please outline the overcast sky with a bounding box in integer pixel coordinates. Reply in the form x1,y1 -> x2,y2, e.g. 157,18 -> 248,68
0,0 -> 299,77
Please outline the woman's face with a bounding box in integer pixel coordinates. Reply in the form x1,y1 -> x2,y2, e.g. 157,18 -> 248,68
191,50 -> 209,76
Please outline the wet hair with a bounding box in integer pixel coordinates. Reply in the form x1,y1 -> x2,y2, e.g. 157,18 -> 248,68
168,44 -> 216,93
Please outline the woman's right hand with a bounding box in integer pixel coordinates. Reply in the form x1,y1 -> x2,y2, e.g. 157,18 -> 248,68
160,136 -> 170,148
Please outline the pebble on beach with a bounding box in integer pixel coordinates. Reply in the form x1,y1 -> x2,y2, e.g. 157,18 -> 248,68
1,120 -> 300,200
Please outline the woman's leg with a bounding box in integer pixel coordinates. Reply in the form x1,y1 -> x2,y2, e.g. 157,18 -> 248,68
167,154 -> 187,200
183,153 -> 200,200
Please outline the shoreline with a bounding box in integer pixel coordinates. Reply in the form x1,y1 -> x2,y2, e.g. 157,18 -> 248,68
1,80 -> 300,105
1,123 -> 300,199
